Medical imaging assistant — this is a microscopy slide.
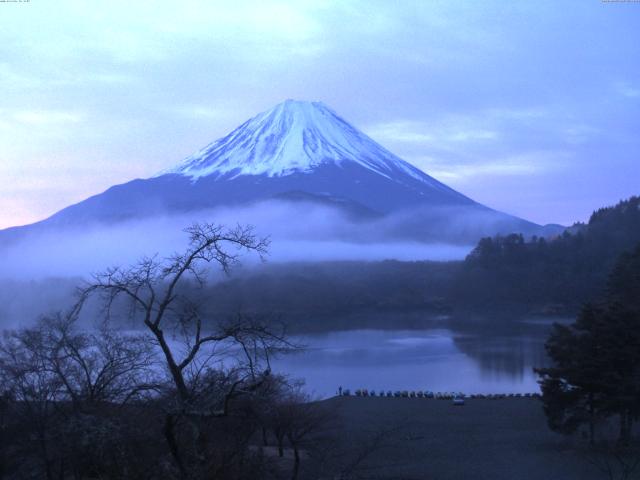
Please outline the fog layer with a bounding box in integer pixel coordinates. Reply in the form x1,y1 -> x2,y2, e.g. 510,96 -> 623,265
0,199 -> 481,280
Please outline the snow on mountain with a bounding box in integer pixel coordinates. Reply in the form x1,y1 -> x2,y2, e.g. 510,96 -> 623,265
0,99 -> 556,247
161,99 -> 449,193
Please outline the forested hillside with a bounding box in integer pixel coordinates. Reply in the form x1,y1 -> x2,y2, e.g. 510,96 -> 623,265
456,196 -> 640,313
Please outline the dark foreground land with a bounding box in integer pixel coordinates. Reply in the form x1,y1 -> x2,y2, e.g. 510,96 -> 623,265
308,396 -> 621,480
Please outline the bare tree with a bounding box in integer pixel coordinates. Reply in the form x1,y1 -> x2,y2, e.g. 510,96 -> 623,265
260,381 -> 333,480
75,222 -> 299,478
0,311 -> 160,479
75,224 -> 272,403
284,398 -> 332,480
41,313 -> 158,408
0,223 -> 305,479
0,324 -> 63,479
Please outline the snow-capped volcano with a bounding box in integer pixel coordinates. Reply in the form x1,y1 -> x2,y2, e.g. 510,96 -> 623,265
149,99 -> 472,212
0,99 -> 557,245
164,99 -> 437,185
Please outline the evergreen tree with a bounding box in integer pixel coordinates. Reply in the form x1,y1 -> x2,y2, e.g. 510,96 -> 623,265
536,244 -> 640,444
536,304 -> 608,443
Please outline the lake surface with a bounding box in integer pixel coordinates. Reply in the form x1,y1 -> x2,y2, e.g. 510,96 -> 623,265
271,326 -> 555,398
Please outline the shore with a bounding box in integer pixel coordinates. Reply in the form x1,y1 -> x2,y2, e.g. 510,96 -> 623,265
317,396 -> 613,480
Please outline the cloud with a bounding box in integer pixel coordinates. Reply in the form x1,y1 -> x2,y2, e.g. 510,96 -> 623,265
364,107 -> 553,151
614,81 -> 640,98
365,119 -> 499,149
4,1 -> 328,66
363,105 -> 594,190
563,125 -> 601,145
409,150 -> 571,183
172,105 -> 230,120
365,123 -> 435,144
12,110 -> 84,125
0,63 -> 44,89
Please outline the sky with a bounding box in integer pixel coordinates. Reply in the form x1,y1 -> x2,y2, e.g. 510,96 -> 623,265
0,0 -> 638,229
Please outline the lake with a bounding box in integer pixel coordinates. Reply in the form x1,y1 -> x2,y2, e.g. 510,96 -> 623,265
271,324 -> 558,398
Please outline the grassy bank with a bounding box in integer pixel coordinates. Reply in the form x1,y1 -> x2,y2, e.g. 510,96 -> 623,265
310,396 -> 622,480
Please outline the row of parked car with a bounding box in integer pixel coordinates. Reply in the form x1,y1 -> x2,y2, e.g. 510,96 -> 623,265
342,389 -> 541,400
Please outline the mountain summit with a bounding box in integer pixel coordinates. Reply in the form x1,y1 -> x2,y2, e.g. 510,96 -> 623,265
154,99 -> 472,212
164,100 -> 450,187
0,100 -> 555,243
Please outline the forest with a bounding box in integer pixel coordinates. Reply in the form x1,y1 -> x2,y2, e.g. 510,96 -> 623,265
194,196 -> 640,327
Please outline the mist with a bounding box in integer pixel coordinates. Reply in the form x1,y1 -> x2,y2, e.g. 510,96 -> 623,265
0,198 -> 482,329
0,199 -> 484,280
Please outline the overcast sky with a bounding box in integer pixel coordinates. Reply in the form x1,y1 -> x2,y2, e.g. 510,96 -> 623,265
1,0 -> 638,228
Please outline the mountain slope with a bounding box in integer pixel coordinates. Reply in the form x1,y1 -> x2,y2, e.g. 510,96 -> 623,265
0,99 -> 555,243
153,99 -> 476,213
163,100 -> 463,193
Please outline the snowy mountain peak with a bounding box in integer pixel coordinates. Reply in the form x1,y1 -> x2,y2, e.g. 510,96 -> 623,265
160,100 -> 439,186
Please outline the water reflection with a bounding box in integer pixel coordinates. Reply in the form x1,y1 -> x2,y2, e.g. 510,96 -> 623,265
453,334 -> 548,382
271,325 -> 557,398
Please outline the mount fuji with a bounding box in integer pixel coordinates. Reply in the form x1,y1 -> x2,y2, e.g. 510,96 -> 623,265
156,99 -> 471,212
0,100 -> 558,244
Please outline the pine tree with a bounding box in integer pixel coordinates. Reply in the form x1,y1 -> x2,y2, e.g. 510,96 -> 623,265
536,304 -> 607,443
536,244 -> 640,444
